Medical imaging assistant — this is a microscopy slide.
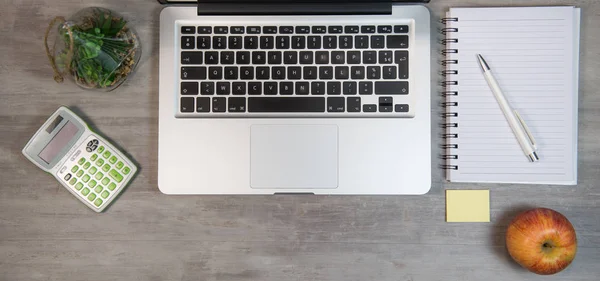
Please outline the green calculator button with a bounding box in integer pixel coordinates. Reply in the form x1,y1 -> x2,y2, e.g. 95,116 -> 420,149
95,172 -> 104,181
102,164 -> 110,172
91,154 -> 98,161
122,167 -> 131,175
75,182 -> 84,190
82,174 -> 90,183
109,169 -> 123,183
102,177 -> 110,185
87,193 -> 96,201
76,170 -> 84,177
82,187 -> 90,196
107,182 -> 117,191
69,178 -> 77,185
71,166 -> 79,173
89,180 -> 97,188
116,161 -> 124,169
94,198 -> 103,207
89,167 -> 97,175
109,156 -> 118,164
101,190 -> 109,199
94,186 -> 103,193
78,157 -> 86,165
98,146 -> 105,153
103,151 -> 111,159
96,158 -> 104,166
83,162 -> 91,169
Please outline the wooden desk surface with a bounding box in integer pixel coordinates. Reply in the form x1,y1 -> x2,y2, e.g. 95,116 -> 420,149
1,0 -> 598,280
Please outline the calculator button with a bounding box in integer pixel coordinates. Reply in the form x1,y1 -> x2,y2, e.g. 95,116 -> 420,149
83,162 -> 91,169
96,158 -> 104,166
71,166 -> 79,173
64,173 -> 71,181
92,139 -> 99,145
109,169 -> 123,183
94,198 -> 103,207
89,180 -> 97,188
122,167 -> 131,175
78,157 -> 85,165
87,193 -> 96,201
102,177 -> 110,186
109,156 -> 117,164
101,190 -> 110,199
89,167 -> 97,175
107,182 -> 117,191
95,172 -> 104,181
94,186 -> 103,193
60,166 -> 67,174
102,164 -> 111,172
103,151 -> 111,159
86,147 -> 93,153
91,154 -> 98,161
75,182 -> 83,190
76,170 -> 84,177
82,174 -> 90,183
69,178 -> 77,185
116,161 -> 124,170
97,146 -> 105,153
82,187 -> 90,196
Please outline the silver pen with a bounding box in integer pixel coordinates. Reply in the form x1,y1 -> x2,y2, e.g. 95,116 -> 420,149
476,54 -> 539,162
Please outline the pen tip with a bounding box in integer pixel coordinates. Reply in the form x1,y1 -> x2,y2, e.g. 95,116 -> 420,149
476,54 -> 490,71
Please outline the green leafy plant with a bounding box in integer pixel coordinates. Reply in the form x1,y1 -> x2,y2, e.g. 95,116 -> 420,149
57,8 -> 139,90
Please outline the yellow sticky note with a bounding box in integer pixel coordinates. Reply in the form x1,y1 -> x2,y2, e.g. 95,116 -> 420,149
446,190 -> 490,222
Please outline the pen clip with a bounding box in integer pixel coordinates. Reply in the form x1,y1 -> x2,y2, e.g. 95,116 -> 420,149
514,110 -> 537,149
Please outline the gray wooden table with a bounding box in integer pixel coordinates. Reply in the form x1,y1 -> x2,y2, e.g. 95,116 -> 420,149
1,0 -> 598,280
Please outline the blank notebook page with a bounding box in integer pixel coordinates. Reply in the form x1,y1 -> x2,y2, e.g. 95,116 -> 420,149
445,7 -> 580,184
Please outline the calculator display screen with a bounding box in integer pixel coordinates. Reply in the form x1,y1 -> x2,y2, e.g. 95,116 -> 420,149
38,121 -> 79,164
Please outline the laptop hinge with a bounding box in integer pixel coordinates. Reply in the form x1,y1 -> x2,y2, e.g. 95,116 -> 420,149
197,2 -> 392,16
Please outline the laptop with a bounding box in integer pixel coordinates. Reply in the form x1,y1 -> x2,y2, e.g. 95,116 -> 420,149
158,0 -> 431,194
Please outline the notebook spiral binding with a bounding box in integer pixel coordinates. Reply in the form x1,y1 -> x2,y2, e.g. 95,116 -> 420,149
440,17 -> 459,170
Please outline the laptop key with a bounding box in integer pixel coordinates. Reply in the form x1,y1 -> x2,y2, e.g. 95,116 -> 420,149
347,97 -> 361,112
252,51 -> 266,64
205,52 -> 218,64
331,51 -> 345,64
213,36 -> 227,49
201,82 -> 214,95
395,104 -> 409,112
303,67 -> 318,80
208,67 -> 222,80
296,26 -> 310,34
315,51 -> 329,64
264,82 -> 278,95
312,26 -> 326,34
339,36 -> 352,49
248,82 -> 262,95
361,26 -> 376,33
268,51 -> 282,64
363,51 -> 376,64
180,97 -> 194,112
387,35 -> 409,48
214,26 -> 228,34
240,67 -> 254,80
197,36 -> 211,49
351,66 -> 365,79
378,25 -> 392,33
292,36 -> 305,49
345,26 -> 359,33
276,36 -> 290,49
256,67 -> 270,80
181,82 -> 199,95
197,26 -> 212,34
375,81 -> 409,95
394,25 -> 409,33
327,82 -> 341,95
228,97 -> 246,112
181,36 -> 194,49
355,36 -> 369,49
280,82 -> 294,95
396,50 -> 409,79
272,67 -> 286,80
248,97 -> 325,112
181,67 -> 206,80
181,26 -> 195,34
307,36 -> 321,49
260,36 -> 274,49
343,82 -> 357,95
363,104 -> 377,112
247,26 -> 261,34
319,66 -> 333,80
244,36 -> 259,49
263,26 -> 277,34
335,66 -> 349,80
324,36 -> 337,49
196,97 -> 210,112
224,67 -> 238,79
212,97 -> 226,112
236,52 -> 251,64
232,82 -> 246,95
284,51 -> 297,64
329,26 -> 343,33
327,97 -> 345,112
347,51 -> 361,64
181,51 -> 202,64
379,51 -> 393,64
296,82 -> 310,95
311,82 -> 325,95
228,36 -> 242,49
280,26 -> 294,34
367,66 -> 380,79
383,66 -> 397,79
299,51 -> 313,64
216,82 -> 230,95
359,82 -> 373,95
371,36 -> 384,49
288,67 -> 302,80
231,26 -> 244,34
220,51 -> 234,64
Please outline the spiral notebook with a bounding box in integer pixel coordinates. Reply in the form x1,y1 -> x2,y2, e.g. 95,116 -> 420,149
442,6 -> 580,185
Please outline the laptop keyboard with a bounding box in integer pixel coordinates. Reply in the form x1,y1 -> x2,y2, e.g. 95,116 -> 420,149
178,24 -> 411,117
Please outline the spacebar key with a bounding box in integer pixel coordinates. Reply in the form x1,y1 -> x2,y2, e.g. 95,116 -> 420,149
375,81 -> 409,95
248,97 -> 325,112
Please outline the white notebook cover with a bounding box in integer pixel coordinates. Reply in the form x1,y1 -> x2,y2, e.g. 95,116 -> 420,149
443,6 -> 580,185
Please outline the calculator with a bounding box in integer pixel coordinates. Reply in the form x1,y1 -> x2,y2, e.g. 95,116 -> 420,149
22,106 -> 137,212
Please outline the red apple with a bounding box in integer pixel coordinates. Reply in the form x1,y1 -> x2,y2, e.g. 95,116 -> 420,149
506,208 -> 577,275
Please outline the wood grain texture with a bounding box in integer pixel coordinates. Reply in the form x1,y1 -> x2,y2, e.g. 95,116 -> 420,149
0,0 -> 599,280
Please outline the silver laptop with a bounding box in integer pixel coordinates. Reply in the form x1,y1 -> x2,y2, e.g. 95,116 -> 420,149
158,0 -> 431,194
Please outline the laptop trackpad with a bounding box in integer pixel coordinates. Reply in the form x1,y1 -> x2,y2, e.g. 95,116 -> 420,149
250,125 -> 338,189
